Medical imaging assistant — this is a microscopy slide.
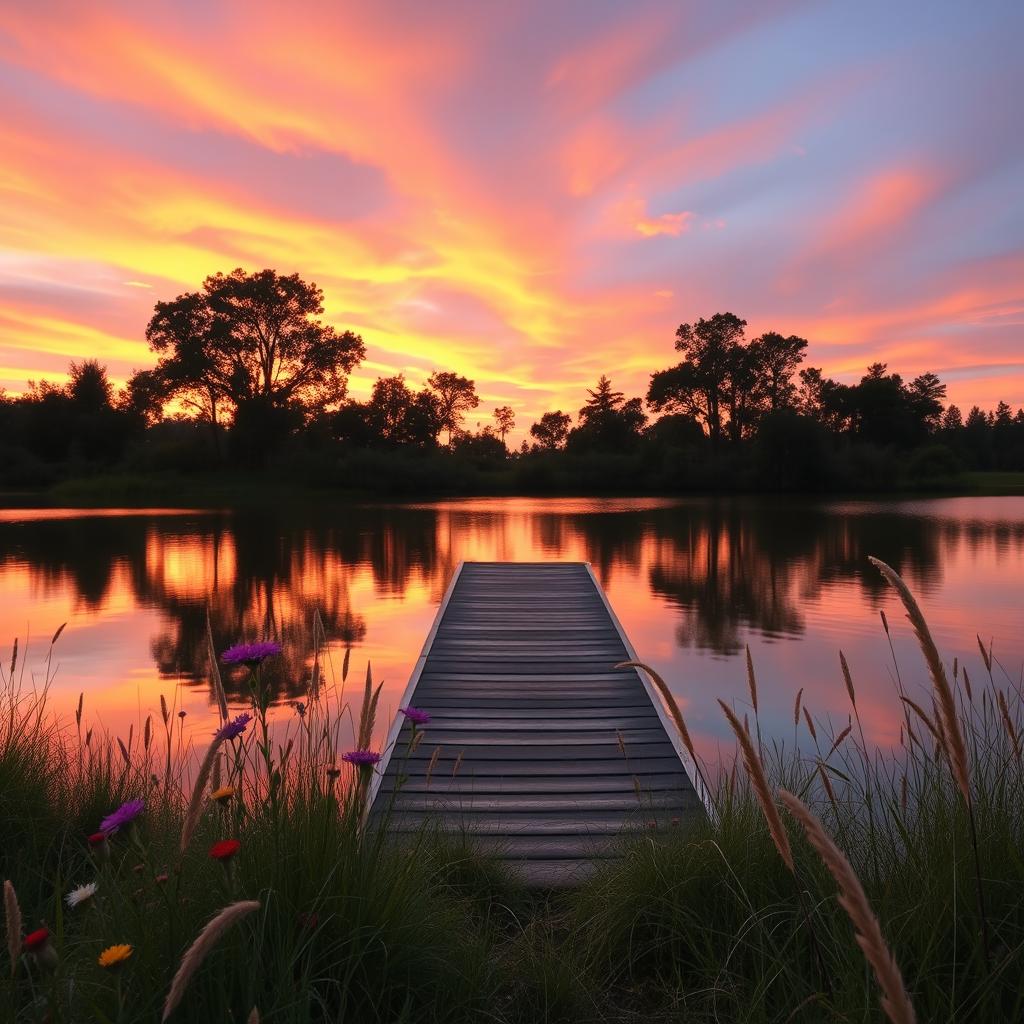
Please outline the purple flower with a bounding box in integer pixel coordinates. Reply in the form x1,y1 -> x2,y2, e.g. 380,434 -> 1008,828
400,707 -> 431,726
341,750 -> 381,767
215,713 -> 252,741
99,798 -> 145,836
221,641 -> 283,667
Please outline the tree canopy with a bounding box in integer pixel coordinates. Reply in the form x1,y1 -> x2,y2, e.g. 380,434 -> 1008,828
143,269 -> 365,451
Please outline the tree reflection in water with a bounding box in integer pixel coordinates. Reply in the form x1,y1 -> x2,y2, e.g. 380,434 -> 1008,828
1,499 -> 1022,709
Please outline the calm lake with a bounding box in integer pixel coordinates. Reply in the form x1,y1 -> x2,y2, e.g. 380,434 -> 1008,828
2,496 -> 1022,764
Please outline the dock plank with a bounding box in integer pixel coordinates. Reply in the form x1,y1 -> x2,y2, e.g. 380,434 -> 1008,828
367,561 -> 709,886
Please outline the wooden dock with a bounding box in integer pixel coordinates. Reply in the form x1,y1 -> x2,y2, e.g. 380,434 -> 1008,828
367,561 -> 711,887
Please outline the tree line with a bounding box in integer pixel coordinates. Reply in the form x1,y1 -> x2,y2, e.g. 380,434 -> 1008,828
1,269 -> 1022,494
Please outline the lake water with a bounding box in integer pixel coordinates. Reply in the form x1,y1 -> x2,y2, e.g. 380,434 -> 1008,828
2,496 -> 1022,765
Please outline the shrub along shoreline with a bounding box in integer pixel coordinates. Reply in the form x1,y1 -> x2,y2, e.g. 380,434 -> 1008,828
2,561 -> 1022,1022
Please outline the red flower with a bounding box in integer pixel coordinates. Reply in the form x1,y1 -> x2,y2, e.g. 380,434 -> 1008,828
87,832 -> 107,847
24,927 -> 49,952
209,839 -> 241,862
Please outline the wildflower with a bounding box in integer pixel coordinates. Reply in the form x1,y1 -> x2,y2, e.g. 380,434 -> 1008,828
178,710 -> 187,719
341,750 -> 381,767
210,786 -> 235,805
98,944 -> 133,969
400,707 -> 431,726
155,873 -> 169,884
296,911 -> 319,931
294,701 -> 306,718
65,882 -> 98,909
99,798 -> 145,836
24,927 -> 57,972
214,713 -> 251,741
87,831 -> 110,862
209,839 -> 241,863
221,641 -> 283,667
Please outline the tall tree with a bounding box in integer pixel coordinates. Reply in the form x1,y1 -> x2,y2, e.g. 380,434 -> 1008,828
906,372 -> 947,434
572,377 -> 646,451
647,313 -> 751,446
145,268 -> 365,453
426,371 -> 479,445
529,410 -> 571,450
493,405 -> 515,447
579,375 -> 624,422
750,332 -> 808,412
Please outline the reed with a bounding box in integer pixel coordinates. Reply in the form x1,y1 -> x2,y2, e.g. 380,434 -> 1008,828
869,557 -> 970,802
779,790 -> 916,1024
616,660 -> 698,766
718,699 -> 793,872
162,901 -> 262,1020
3,879 -> 20,979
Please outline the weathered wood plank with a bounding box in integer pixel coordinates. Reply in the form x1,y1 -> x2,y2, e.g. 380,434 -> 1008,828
366,561 -> 709,887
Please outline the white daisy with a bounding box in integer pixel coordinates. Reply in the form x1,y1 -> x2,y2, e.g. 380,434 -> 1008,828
65,882 -> 98,909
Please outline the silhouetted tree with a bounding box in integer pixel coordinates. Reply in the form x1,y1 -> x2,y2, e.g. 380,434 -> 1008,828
144,268 -> 365,458
427,371 -> 479,445
493,406 -> 515,447
571,377 -> 646,451
530,410 -> 572,450
647,313 -> 747,446
750,332 -> 808,411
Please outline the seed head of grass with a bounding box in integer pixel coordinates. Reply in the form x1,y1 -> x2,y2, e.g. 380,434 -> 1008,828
780,790 -> 916,1024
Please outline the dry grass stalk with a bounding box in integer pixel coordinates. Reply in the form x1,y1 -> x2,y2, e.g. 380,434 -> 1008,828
205,612 -> 229,723
356,663 -> 383,750
997,690 -> 1021,760
718,700 -> 793,872
977,635 -> 992,674
616,660 -> 698,766
144,714 -> 152,752
962,668 -> 973,703
425,746 -> 441,788
779,790 -> 916,1024
745,645 -> 758,713
803,706 -> 818,742
162,901 -> 261,1020
4,879 -> 21,979
160,693 -> 169,725
839,651 -> 856,706
793,687 -> 804,726
869,557 -> 970,804
180,734 -> 226,855
817,762 -> 838,813
900,774 -> 908,816
452,750 -> 464,778
825,723 -> 853,759
900,697 -> 939,743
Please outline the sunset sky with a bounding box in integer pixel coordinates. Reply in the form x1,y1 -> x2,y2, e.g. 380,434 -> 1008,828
1,0 -> 1022,433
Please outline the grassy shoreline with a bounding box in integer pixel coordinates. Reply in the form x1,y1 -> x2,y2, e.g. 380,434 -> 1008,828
2,567 -> 1023,1022
1,468 -> 1022,511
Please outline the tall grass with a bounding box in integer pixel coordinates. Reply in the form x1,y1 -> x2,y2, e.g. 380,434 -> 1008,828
2,561 -> 1024,1022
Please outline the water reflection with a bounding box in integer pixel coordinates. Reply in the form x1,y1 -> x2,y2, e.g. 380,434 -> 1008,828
1,498 -> 1023,751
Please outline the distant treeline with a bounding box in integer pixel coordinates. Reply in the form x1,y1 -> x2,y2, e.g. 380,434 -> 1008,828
1,270 -> 1022,495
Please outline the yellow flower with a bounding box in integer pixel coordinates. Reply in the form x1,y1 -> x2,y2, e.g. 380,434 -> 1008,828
98,944 -> 133,969
210,786 -> 235,805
